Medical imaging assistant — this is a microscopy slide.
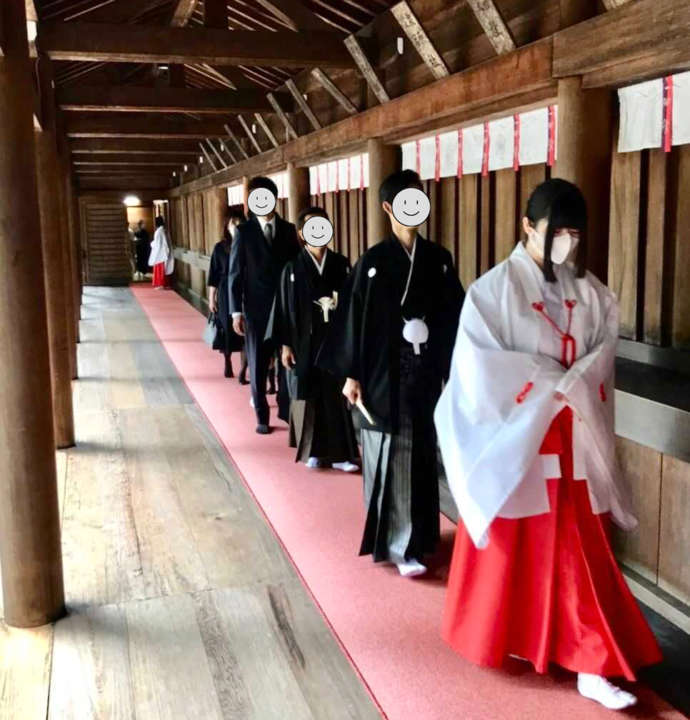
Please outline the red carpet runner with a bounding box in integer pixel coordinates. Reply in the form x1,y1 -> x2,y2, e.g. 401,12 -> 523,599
132,286 -> 682,720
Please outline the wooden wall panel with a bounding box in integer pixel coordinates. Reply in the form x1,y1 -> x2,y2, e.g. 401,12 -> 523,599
479,174 -> 492,275
612,436 -> 662,583
459,174 -> 479,290
518,164 -> 546,220
670,145 -> 690,350
608,150 -> 641,340
494,169 -> 517,264
348,191 -> 359,264
440,178 -> 457,262
658,454 -> 690,605
81,201 -> 130,285
643,150 -> 668,345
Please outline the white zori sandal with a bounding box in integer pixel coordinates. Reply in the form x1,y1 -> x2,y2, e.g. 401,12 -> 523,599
577,673 -> 637,710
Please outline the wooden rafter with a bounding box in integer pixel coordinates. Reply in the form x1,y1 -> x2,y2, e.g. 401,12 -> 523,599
286,78 -> 322,130
38,22 -> 355,69
256,0 -> 333,31
199,141 -> 219,171
311,68 -> 358,114
70,138 -> 201,153
56,86 -> 282,114
72,153 -> 195,164
66,116 -> 229,138
267,92 -> 299,140
224,123 -> 250,159
344,34 -> 390,104
390,1 -> 449,80
171,0 -> 199,27
206,138 -> 228,168
237,115 -> 263,154
254,113 -> 280,148
218,139 -> 237,163
465,0 -> 515,55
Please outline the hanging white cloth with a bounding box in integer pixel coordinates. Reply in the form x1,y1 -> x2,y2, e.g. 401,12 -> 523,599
434,242 -> 637,548
149,226 -> 174,274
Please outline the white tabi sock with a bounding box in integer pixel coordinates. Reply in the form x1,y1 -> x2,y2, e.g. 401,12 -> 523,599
332,461 -> 359,473
577,674 -> 637,710
395,559 -> 427,578
305,457 -> 320,468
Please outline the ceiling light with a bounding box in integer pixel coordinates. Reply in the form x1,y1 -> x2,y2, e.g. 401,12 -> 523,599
397,36 -> 404,55
159,64 -> 169,71
123,195 -> 141,207
172,171 -> 177,177
251,123 -> 257,134
183,164 -> 188,172
199,156 -> 203,163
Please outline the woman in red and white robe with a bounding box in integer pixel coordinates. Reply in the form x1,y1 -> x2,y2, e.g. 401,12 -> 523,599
149,216 -> 174,289
435,179 -> 661,710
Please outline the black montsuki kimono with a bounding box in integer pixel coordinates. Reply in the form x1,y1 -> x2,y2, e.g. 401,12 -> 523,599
208,239 -> 244,355
318,235 -> 464,562
269,247 -> 359,464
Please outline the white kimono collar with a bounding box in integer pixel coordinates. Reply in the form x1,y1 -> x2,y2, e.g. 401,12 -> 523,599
306,247 -> 328,275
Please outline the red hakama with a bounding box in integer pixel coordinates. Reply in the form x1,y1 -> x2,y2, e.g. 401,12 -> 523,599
152,262 -> 172,288
442,406 -> 662,680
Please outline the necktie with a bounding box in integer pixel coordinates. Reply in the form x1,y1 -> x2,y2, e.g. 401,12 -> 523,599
264,222 -> 273,245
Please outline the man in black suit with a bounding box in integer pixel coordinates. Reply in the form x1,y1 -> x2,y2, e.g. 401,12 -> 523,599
228,176 -> 300,434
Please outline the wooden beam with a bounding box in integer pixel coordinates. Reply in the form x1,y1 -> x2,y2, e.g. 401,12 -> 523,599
206,138 -> 228,168
38,22 -> 354,69
553,0 -> 690,87
70,138 -> 201,154
255,113 -> 279,148
199,142 -> 218,171
390,1 -> 449,80
77,177 -> 172,190
237,115 -> 263,154
170,40 -> 555,195
256,0 -> 332,32
224,123 -> 250,159
56,86 -> 283,114
465,0 -> 516,55
66,116 -> 229,139
74,157 -> 187,166
267,92 -> 298,140
286,78 -> 322,130
344,34 -> 390,104
311,68 -> 358,115
170,0 -> 198,27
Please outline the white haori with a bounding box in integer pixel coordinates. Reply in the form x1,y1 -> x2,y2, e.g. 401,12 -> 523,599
434,241 -> 637,547
148,227 -> 174,274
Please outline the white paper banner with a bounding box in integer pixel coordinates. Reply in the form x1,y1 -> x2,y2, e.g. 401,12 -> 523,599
462,125 -> 484,175
362,153 -> 370,188
325,161 -> 337,192
438,130 -> 459,178
518,107 -> 549,166
401,141 -> 416,171
672,71 -> 690,147
227,184 -> 243,206
318,164 -> 328,194
309,166 -> 318,196
488,116 -> 514,171
618,79 -> 663,152
338,158 -> 350,190
418,136 -> 436,180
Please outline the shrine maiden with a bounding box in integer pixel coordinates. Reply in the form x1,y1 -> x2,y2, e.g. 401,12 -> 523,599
269,207 -> 359,471
320,170 -> 464,577
149,216 -> 174,289
435,179 -> 661,709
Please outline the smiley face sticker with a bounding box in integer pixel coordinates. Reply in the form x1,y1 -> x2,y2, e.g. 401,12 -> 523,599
247,187 -> 277,217
301,216 -> 334,248
391,187 -> 431,228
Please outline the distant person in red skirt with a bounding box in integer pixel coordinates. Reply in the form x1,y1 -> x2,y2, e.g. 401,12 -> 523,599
149,216 -> 174,290
435,179 -> 661,710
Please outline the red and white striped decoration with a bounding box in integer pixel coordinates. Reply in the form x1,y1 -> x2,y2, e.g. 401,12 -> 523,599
308,152 -> 370,195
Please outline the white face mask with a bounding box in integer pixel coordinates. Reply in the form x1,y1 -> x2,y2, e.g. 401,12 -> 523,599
528,229 -> 578,265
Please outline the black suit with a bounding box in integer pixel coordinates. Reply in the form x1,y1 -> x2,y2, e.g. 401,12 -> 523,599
228,214 -> 299,425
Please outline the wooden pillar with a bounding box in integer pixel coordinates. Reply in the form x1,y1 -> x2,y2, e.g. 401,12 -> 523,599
287,161 -> 310,224
57,153 -> 78,379
555,77 -> 613,282
242,175 -> 250,217
66,173 -> 83,337
35,129 -> 76,448
0,0 -> 66,627
366,138 -> 399,246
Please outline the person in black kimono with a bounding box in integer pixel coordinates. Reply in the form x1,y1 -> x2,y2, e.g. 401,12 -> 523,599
319,170 -> 464,577
133,220 -> 151,277
208,208 -> 245,378
228,177 -> 300,434
269,207 -> 359,471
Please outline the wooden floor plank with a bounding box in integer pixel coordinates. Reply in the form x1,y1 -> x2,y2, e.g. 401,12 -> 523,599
49,604 -> 135,720
0,622 -> 52,720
